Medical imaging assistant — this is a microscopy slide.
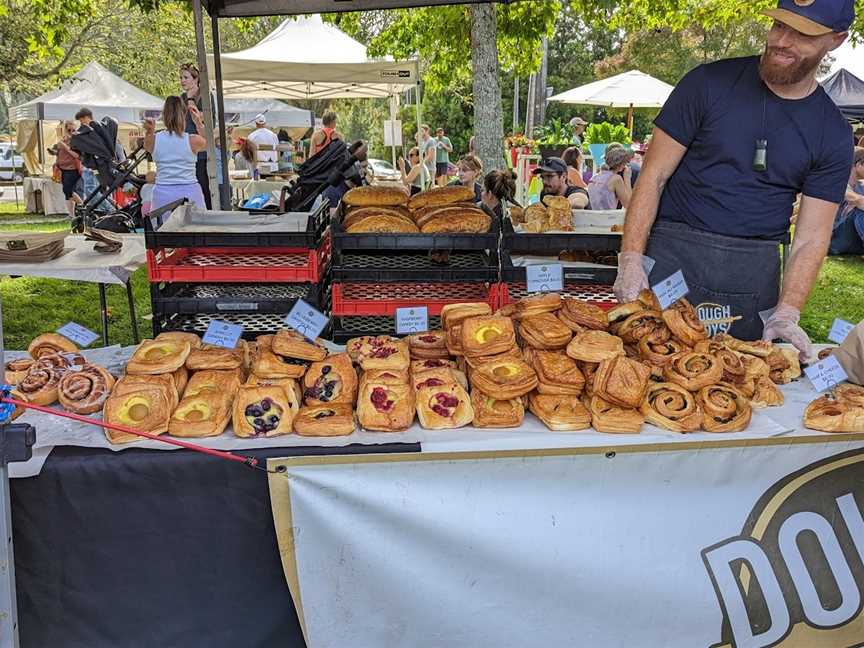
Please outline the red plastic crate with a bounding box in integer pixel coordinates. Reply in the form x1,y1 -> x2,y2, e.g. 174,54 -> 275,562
148,236 -> 331,284
496,282 -> 617,310
331,282 -> 497,316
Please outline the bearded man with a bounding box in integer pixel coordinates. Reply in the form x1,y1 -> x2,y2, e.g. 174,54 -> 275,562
614,0 -> 854,360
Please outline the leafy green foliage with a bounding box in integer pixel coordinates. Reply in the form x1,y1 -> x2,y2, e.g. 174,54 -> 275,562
535,118 -> 572,145
582,121 -> 632,145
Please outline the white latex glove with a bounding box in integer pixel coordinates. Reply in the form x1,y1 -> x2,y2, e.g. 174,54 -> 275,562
761,304 -> 812,362
613,251 -> 650,303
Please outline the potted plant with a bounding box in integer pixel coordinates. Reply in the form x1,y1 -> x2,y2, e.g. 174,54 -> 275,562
582,122 -> 632,168
506,133 -> 537,167
535,118 -> 573,159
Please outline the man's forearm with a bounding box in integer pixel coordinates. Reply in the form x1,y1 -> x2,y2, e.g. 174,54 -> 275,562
620,174 -> 665,253
778,234 -> 830,311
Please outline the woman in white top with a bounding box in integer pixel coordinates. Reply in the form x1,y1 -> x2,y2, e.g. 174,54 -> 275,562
144,95 -> 208,210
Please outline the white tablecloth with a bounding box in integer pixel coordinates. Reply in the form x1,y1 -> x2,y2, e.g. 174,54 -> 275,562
23,176 -> 67,216
0,234 -> 145,285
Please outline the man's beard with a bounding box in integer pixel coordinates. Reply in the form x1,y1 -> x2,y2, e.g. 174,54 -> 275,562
759,46 -> 823,85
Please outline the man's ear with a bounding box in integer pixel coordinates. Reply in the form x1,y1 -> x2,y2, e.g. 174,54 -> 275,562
829,31 -> 848,51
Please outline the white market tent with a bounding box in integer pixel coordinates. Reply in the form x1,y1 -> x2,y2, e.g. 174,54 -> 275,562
548,69 -> 674,130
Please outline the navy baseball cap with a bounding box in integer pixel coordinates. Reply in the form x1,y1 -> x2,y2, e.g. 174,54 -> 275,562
533,157 -> 568,175
763,0 -> 855,36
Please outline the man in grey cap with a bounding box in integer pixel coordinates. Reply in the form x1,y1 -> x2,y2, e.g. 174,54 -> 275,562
248,113 -> 279,173
615,0 -> 854,360
569,116 -> 588,147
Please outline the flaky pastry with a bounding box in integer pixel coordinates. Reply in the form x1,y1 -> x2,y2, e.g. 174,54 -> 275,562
461,316 -> 517,357
566,330 -> 624,363
529,393 -> 591,431
232,384 -> 300,437
518,312 -> 573,350
28,333 -> 78,359
294,403 -> 356,437
470,389 -> 525,428
302,353 -> 357,406
641,383 -> 702,433
127,339 -> 191,374
593,356 -> 651,409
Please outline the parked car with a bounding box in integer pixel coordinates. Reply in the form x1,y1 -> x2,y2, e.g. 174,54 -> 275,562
0,143 -> 26,183
367,158 -> 401,184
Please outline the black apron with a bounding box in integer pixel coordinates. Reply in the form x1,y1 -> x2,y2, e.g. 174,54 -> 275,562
645,220 -> 783,341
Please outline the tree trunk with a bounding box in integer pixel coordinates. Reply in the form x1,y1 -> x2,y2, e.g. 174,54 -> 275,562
470,3 -> 504,172
534,37 -> 548,129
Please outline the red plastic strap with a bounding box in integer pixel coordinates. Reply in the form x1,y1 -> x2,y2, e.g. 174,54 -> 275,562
2,397 -> 260,469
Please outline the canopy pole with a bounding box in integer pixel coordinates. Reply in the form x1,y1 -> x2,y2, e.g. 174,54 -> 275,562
211,15 -> 230,210
627,103 -> 634,135
415,79 -> 423,188
192,0 -> 219,210
389,93 -> 397,167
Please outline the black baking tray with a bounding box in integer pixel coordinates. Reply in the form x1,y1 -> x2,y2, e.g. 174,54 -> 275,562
152,311 -> 332,341
150,282 -> 322,315
499,252 -> 618,284
501,218 -> 621,254
330,315 -> 442,344
144,201 -> 329,249
331,206 -> 500,252
330,249 -> 499,283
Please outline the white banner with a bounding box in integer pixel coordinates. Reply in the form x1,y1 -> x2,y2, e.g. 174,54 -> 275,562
269,439 -> 864,648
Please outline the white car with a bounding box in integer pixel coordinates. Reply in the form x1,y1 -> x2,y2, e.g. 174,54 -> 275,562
368,158 -> 401,184
0,143 -> 26,183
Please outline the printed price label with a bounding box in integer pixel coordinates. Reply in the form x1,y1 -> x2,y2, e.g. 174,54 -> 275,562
641,255 -> 656,276
202,320 -> 243,349
56,322 -> 99,348
396,307 -> 429,335
804,355 -> 849,393
526,264 -> 564,293
652,270 -> 689,310
828,319 -> 855,345
284,300 -> 328,341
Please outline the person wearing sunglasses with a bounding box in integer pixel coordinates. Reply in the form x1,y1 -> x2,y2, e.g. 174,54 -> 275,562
398,147 -> 425,196
179,63 -> 212,208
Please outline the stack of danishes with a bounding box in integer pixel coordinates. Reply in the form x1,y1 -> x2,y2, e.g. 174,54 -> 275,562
518,195 -> 574,233
804,383 -> 864,433
340,185 -> 492,234
5,333 -> 115,419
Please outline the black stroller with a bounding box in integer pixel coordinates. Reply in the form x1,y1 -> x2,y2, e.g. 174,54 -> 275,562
70,117 -> 148,233
281,138 -> 368,211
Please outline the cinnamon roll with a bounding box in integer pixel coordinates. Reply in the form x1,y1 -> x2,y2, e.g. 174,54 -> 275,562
642,382 -> 702,432
17,363 -> 64,406
697,383 -> 752,433
28,333 -> 79,359
5,358 -> 34,385
663,352 -> 723,392
58,364 -> 116,414
662,299 -> 708,347
639,338 -> 689,369
617,310 -> 670,345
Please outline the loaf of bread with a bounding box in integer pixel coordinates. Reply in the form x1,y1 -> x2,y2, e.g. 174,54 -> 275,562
346,215 -> 420,233
343,185 -> 409,208
407,185 -> 476,210
421,208 -> 491,234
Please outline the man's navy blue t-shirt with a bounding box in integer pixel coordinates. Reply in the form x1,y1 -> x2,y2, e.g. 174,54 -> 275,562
654,55 -> 852,239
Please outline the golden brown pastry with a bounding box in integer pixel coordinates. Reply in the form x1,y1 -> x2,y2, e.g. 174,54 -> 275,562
410,358 -> 458,374
663,352 -> 724,392
185,345 -> 245,372
579,361 -> 599,397
715,334 -> 773,358
343,185 -> 409,208
252,348 -> 309,379
533,351 -> 585,396
302,353 -> 357,406
172,366 -> 189,397
818,347 -> 837,361
519,312 -> 573,350
113,374 -> 179,412
698,383 -> 752,432
357,380 -> 416,432
421,209 -> 491,234
529,393 -> 591,431
583,395 -> 644,434
155,331 -> 203,349
750,375 -> 785,409
127,339 -> 192,374
16,363 -> 64,406
416,382 -> 473,429
168,393 -> 232,438
470,389 -> 525,428
359,369 -> 410,390
347,215 -> 420,234
445,325 -> 464,356
407,331 -> 449,359
346,336 -> 376,362
411,367 -> 457,390
461,316 -> 517,357
103,388 -> 172,443
641,383 -> 702,433
272,330 -> 328,362
606,301 -> 645,329
617,310 -> 670,345
662,299 -> 708,347
637,289 -> 663,311
836,384 -> 864,408
294,403 -> 356,437
232,384 -> 300,437
33,351 -> 86,372
804,396 -> 864,433
739,355 -> 771,399
593,356 -> 651,409
559,299 -> 608,331
185,369 -> 242,399
767,348 -> 801,384
5,358 -> 34,385
28,333 -> 78,359
440,303 -> 493,330
515,293 -> 562,320
407,185 -> 475,210
694,340 -> 746,385
566,330 -> 624,363
57,364 -> 115,415
470,357 -> 538,400
638,338 -> 690,369
356,338 -> 410,372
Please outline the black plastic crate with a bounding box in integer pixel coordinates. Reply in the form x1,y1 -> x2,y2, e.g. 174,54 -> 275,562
330,250 -> 499,283
499,253 -> 618,285
331,208 -> 500,252
501,218 -> 621,254
144,201 -> 329,250
150,282 -> 322,315
153,312 -> 331,341
330,315 -> 442,344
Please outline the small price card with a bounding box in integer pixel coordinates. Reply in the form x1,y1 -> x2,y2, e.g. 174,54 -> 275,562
526,264 -> 564,293
396,307 -> 429,335
284,300 -> 328,341
641,255 -> 656,276
57,322 -> 99,348
828,319 -> 855,345
652,270 -> 689,310
202,320 -> 243,349
804,355 -> 849,393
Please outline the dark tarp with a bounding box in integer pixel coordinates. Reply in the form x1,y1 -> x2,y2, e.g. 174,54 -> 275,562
822,68 -> 864,123
203,0 -> 495,17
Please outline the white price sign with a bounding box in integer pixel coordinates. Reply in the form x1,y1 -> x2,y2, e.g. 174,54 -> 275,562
284,300 -> 328,341
56,322 -> 100,347
652,270 -> 689,310
396,307 -> 429,335
202,320 -> 243,349
804,355 -> 849,393
828,319 -> 854,345
526,264 -> 563,293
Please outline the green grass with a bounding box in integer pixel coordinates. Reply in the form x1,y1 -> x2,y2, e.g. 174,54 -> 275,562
801,256 -> 864,344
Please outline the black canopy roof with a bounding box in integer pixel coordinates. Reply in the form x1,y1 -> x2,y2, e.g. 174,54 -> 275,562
203,0 -> 498,18
822,68 -> 864,122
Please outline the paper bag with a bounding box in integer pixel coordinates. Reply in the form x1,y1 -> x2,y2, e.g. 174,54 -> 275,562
835,321 -> 864,385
